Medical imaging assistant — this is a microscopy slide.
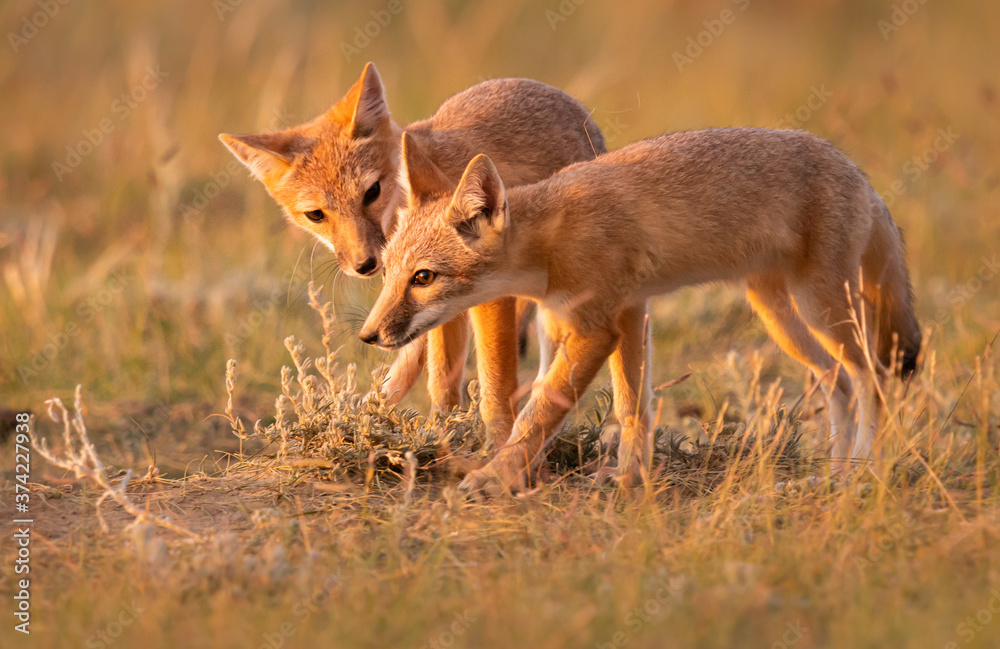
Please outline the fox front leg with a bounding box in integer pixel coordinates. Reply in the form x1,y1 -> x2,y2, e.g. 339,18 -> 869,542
458,322 -> 619,498
595,303 -> 653,489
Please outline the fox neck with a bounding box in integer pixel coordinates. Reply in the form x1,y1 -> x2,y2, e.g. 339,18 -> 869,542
490,185 -> 561,302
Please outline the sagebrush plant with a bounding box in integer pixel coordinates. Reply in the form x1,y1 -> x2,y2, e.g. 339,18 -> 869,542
232,282 -> 487,483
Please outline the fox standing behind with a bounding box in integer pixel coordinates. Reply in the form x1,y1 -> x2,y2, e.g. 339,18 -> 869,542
361,127 -> 921,493
219,63 -> 605,447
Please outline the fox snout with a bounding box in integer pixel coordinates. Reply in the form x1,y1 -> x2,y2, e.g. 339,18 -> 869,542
343,253 -> 380,277
358,325 -> 380,346
358,321 -> 402,349
359,302 -> 392,348
333,247 -> 382,278
329,215 -> 387,278
360,294 -> 418,350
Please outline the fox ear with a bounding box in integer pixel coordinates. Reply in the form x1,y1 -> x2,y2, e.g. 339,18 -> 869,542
218,132 -> 296,184
447,154 -> 508,246
327,62 -> 390,138
400,132 -> 453,200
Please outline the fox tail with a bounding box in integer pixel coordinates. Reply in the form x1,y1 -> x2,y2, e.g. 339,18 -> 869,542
862,197 -> 922,378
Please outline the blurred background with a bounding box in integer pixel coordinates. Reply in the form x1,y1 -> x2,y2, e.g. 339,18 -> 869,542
1,0 -> 997,465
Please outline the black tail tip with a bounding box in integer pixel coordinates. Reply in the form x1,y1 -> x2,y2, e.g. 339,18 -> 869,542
900,346 -> 920,380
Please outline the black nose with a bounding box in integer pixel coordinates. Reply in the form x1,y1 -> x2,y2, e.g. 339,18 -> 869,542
359,329 -> 379,346
355,257 -> 378,276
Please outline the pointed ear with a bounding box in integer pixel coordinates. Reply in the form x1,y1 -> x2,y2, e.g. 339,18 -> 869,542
218,132 -> 296,184
327,62 -> 390,138
400,132 -> 453,200
446,154 -> 508,245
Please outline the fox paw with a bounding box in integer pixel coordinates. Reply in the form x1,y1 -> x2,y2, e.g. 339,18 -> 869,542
456,444 -> 531,500
590,462 -> 644,489
457,469 -> 508,500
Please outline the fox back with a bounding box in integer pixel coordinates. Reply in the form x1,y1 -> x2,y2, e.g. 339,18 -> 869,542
367,128 -> 920,370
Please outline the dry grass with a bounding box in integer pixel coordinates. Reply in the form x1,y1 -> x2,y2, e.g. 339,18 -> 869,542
2,0 -> 999,647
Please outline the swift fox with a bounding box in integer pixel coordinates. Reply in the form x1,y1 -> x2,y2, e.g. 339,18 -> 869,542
360,127 -> 921,493
220,63 -> 605,445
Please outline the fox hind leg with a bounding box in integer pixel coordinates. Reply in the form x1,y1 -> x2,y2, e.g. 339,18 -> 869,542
607,302 -> 653,487
747,274 -> 857,466
533,309 -> 561,398
787,270 -> 881,465
514,299 -> 535,359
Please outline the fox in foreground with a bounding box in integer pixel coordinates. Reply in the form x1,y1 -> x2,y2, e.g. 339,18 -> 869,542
360,127 -> 921,494
219,63 -> 604,447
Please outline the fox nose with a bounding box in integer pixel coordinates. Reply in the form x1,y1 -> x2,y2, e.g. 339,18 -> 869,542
355,257 -> 379,277
359,328 -> 379,346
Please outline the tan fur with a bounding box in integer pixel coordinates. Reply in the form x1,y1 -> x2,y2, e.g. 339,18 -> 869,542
362,127 -> 921,492
219,63 -> 605,439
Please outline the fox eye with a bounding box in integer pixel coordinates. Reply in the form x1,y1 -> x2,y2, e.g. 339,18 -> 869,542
363,181 -> 381,206
411,270 -> 435,286
305,209 -> 325,223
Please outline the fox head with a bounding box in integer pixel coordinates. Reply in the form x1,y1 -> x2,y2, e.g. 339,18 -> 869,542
359,134 -> 510,349
219,62 -> 402,277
